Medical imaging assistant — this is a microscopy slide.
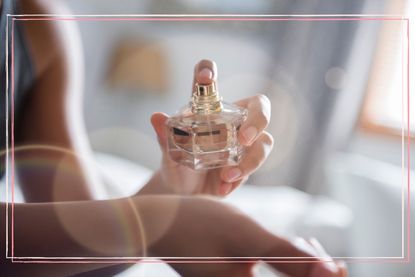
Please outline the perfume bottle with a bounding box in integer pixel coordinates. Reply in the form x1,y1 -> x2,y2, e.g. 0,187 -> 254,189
166,79 -> 247,170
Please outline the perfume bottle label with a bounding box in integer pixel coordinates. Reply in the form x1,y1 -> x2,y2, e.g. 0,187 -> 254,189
194,123 -> 228,151
172,127 -> 192,152
171,123 -> 229,153
173,128 -> 190,136
166,100 -> 247,169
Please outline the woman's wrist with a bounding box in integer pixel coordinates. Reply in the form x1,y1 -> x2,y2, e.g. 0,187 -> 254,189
132,194 -> 185,256
137,170 -> 174,195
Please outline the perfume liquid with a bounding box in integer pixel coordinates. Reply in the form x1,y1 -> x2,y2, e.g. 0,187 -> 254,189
166,80 -> 247,170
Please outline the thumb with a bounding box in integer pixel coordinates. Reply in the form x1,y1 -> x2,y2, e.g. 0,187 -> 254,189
151,112 -> 169,152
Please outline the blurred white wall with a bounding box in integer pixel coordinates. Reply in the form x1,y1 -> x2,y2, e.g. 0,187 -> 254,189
326,153 -> 414,276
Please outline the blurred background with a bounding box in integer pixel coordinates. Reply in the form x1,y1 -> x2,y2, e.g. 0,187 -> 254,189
26,0 -> 415,276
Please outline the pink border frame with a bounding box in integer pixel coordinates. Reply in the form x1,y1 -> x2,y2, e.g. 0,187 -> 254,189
4,15 -> 411,265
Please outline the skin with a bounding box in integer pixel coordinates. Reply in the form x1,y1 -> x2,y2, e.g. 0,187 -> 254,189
1,0 -> 348,276
15,0 -> 96,202
1,195 -> 346,276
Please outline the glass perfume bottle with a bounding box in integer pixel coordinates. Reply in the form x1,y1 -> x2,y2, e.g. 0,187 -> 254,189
166,80 -> 247,170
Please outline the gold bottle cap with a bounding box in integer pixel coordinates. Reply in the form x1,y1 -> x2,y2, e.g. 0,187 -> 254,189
192,82 -> 223,114
195,82 -> 217,97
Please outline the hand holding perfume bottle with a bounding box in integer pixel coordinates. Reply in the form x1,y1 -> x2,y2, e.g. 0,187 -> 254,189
166,68 -> 247,170
148,59 -> 273,196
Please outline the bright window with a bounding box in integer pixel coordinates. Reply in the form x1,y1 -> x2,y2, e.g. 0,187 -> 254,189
360,0 -> 414,138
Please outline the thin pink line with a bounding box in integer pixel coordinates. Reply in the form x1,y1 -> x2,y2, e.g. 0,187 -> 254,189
11,18 -> 15,260
13,17 -> 404,22
7,15 -> 411,265
9,258 -> 410,264
401,15 -> 405,260
406,17 -> 411,263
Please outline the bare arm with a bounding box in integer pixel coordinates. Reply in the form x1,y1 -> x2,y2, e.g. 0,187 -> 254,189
1,194 -> 345,277
15,0 -> 98,202
1,198 -> 144,276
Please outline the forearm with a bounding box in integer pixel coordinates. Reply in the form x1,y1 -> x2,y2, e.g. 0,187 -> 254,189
15,144 -> 96,202
0,196 -> 154,275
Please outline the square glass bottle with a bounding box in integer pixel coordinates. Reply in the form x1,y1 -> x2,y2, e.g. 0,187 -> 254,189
166,81 -> 247,170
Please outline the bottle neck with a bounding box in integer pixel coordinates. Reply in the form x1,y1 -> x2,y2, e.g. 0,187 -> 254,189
191,83 -> 223,114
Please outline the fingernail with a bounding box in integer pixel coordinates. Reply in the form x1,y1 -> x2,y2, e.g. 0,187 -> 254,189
198,68 -> 213,80
226,168 -> 242,182
309,237 -> 328,256
308,238 -> 338,273
293,237 -> 317,256
219,183 -> 233,195
242,126 -> 257,145
322,261 -> 338,274
336,261 -> 348,277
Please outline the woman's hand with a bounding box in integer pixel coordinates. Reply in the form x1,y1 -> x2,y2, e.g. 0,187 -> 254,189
144,59 -> 273,196
139,195 -> 347,277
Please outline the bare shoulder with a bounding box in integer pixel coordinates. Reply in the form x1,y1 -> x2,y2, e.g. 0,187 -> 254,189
18,0 -> 83,77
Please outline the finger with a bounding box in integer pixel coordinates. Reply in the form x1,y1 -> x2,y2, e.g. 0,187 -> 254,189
337,262 -> 348,277
225,214 -> 318,277
229,176 -> 249,193
231,215 -> 341,277
337,261 -> 349,277
253,235 -> 318,277
308,237 -> 332,259
192,59 -> 218,92
150,112 -> 169,152
217,176 -> 249,197
307,238 -> 336,273
235,94 -> 271,146
309,262 -> 346,277
260,236 -> 342,277
218,182 -> 233,196
307,238 -> 347,277
220,132 -> 274,183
